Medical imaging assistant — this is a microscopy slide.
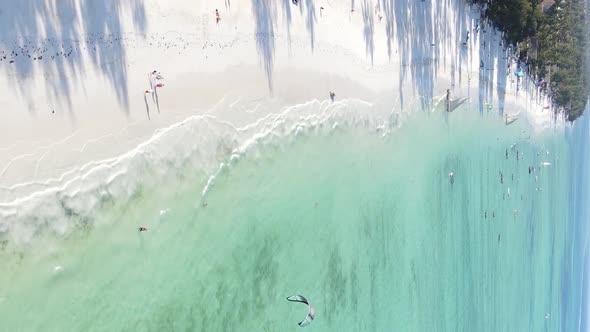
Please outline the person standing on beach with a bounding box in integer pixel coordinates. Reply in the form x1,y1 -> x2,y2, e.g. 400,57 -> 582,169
445,89 -> 451,112
215,9 -> 221,24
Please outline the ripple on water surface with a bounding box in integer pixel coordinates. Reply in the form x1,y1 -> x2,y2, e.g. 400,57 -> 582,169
0,110 -> 573,331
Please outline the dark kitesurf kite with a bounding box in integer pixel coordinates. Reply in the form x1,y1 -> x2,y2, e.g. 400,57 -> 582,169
286,295 -> 315,327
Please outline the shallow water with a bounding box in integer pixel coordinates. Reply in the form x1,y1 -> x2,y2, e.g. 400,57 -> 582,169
0,110 -> 577,331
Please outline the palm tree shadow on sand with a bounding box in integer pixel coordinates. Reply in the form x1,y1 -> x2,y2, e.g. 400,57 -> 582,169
144,94 -> 150,120
155,88 -> 161,113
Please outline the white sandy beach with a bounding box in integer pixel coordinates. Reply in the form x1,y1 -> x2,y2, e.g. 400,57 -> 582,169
0,0 -> 561,245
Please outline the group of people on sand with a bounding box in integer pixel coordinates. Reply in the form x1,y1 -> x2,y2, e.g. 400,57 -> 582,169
144,70 -> 165,94
215,9 -> 221,24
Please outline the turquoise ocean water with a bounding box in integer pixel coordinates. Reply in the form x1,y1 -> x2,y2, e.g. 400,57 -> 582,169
0,108 -> 585,331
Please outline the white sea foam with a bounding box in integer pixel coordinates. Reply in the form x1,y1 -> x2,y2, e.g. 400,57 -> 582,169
0,98 -> 396,248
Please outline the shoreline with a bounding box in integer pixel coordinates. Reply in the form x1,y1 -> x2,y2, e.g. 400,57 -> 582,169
0,106 -> 532,250
0,0 -> 564,244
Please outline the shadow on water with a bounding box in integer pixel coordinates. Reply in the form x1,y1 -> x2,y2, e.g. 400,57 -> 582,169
322,247 -> 347,324
0,0 -> 148,114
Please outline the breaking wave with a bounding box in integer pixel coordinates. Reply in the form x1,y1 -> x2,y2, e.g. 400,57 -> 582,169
0,98 -> 404,249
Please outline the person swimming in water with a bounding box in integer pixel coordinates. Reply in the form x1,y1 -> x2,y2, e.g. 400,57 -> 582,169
139,226 -> 148,232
